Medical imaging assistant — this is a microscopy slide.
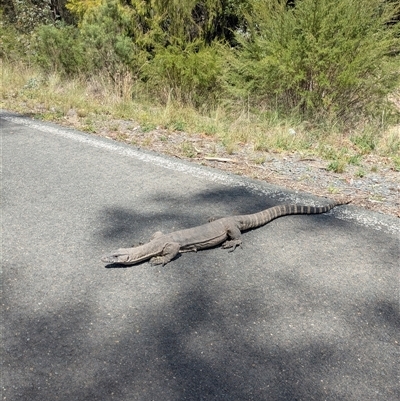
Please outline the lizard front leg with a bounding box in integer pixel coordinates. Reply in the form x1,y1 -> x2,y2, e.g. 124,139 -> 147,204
150,242 -> 181,266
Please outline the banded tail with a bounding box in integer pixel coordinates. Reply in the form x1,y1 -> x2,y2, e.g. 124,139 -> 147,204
236,201 -> 343,231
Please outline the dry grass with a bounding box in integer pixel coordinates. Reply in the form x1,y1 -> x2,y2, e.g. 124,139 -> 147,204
1,61 -> 399,171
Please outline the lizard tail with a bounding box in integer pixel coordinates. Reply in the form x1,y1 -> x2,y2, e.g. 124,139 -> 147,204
237,200 -> 347,231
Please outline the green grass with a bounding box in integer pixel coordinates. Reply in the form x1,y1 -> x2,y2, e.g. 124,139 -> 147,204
327,160 -> 346,174
392,156 -> 400,172
355,168 -> 366,178
347,154 -> 362,166
350,131 -> 377,154
181,141 -> 197,158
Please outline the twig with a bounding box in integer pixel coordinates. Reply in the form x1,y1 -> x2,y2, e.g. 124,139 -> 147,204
203,156 -> 238,163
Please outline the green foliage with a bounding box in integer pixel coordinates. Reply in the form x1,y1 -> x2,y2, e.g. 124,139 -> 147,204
226,0 -> 400,123
66,0 -> 102,20
143,41 -> 223,107
31,1 -> 150,80
34,24 -> 87,75
79,1 -> 147,79
65,0 -> 244,44
0,12 -> 25,61
7,0 -> 53,33
2,0 -> 74,28
2,0 -> 400,133
1,0 -> 17,23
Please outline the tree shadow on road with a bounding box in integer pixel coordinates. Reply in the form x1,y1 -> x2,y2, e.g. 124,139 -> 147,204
3,268 -> 350,401
4,255 -> 398,401
4,187 -> 398,400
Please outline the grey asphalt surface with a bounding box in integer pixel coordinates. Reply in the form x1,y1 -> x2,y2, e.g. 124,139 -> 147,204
1,110 -> 399,401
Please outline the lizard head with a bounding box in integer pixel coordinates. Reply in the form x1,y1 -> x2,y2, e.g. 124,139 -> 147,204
101,244 -> 159,266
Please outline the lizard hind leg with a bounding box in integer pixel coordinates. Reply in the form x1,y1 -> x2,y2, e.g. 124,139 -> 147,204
221,225 -> 242,252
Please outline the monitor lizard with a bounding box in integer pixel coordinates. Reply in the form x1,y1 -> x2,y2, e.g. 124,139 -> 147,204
101,200 -> 347,266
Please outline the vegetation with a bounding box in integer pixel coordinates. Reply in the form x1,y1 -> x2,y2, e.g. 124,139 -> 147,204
227,0 -> 400,122
1,0 -> 400,170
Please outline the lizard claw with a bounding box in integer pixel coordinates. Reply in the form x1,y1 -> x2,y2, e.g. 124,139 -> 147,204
228,243 -> 242,252
131,242 -> 144,247
149,256 -> 166,266
221,239 -> 242,252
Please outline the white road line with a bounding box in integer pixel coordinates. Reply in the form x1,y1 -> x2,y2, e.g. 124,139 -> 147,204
2,111 -> 399,235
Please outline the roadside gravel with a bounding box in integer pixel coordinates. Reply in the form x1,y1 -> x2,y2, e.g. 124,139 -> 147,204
30,110 -> 400,217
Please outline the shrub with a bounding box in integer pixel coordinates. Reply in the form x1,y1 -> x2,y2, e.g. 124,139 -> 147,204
0,13 -> 26,62
8,0 -> 53,33
143,41 -> 223,107
66,0 -> 102,21
79,1 -> 149,81
33,23 -> 87,75
226,0 -> 400,124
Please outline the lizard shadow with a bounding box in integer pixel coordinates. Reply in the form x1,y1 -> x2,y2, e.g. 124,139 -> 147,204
104,262 -> 130,269
103,253 -> 183,269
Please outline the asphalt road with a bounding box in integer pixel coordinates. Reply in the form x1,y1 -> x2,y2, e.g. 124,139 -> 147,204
2,110 -> 399,401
